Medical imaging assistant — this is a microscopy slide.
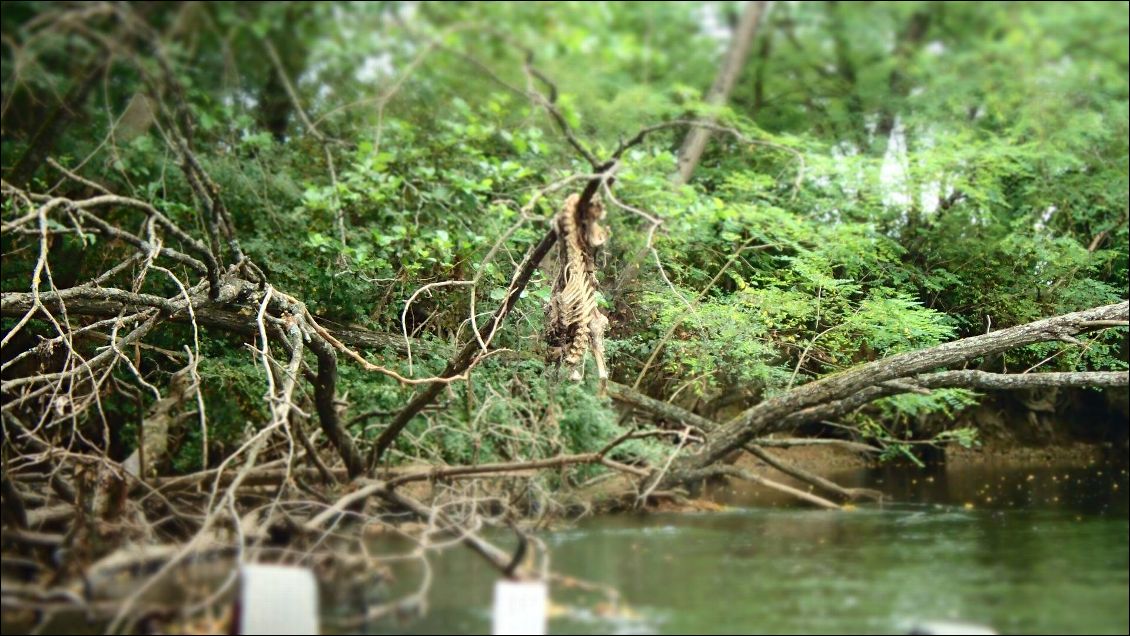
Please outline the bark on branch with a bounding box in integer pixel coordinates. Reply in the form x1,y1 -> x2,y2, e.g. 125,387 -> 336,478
662,301 -> 1129,485
914,370 -> 1128,390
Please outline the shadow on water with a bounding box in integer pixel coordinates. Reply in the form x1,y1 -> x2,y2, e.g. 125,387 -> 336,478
353,462 -> 1129,635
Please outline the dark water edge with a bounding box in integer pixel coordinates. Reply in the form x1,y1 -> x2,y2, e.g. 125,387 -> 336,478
355,462 -> 1129,635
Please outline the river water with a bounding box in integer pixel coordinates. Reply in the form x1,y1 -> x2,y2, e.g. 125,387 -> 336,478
357,463 -> 1129,635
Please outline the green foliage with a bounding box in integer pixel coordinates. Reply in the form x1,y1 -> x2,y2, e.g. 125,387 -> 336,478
2,1 -> 1125,473
851,389 -> 982,466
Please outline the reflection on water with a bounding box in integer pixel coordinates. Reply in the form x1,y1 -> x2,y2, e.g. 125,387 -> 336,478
355,464 -> 1129,635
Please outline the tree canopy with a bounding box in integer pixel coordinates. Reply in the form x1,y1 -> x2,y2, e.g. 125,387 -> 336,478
1,2 -> 1127,625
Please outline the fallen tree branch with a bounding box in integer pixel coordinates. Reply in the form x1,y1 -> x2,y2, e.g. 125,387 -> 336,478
605,382 -> 717,430
0,294 -> 423,357
680,465 -> 842,510
743,445 -> 882,502
607,382 -> 879,501
386,454 -> 649,490
748,438 -> 881,453
914,369 -> 1128,390
663,302 -> 1129,485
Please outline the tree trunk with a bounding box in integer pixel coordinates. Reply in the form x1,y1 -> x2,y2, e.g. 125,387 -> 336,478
673,1 -> 768,186
7,58 -> 108,187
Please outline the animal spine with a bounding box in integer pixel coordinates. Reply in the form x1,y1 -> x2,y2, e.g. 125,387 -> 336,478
547,193 -> 609,382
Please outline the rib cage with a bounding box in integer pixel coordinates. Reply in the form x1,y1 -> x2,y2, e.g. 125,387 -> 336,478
546,193 -> 609,382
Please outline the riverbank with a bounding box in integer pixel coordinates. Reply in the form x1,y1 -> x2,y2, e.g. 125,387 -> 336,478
697,435 -> 1126,510
367,462 -> 1130,635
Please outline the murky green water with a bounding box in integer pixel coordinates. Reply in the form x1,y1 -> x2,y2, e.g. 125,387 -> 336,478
358,464 -> 1129,635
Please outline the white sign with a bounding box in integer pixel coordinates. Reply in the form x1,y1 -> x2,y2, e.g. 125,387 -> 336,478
239,564 -> 319,635
492,579 -> 548,635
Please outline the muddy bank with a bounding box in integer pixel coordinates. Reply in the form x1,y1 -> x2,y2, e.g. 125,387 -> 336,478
733,437 -> 1119,476
944,440 -> 1114,467
687,384 -> 1129,508
710,430 -> 1125,508
930,388 -> 1128,449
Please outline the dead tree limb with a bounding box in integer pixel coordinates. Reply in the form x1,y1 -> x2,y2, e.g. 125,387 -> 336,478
913,369 -> 1128,390
681,465 -> 841,510
742,444 -> 881,502
661,302 -> 1129,486
607,382 -> 878,502
747,438 -> 880,454
606,383 -> 717,431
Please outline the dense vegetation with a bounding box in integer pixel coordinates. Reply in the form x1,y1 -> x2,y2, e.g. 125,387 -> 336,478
1,2 -> 1127,627
6,2 -> 1125,468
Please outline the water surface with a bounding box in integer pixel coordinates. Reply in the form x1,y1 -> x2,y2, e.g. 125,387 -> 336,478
358,463 -> 1129,635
